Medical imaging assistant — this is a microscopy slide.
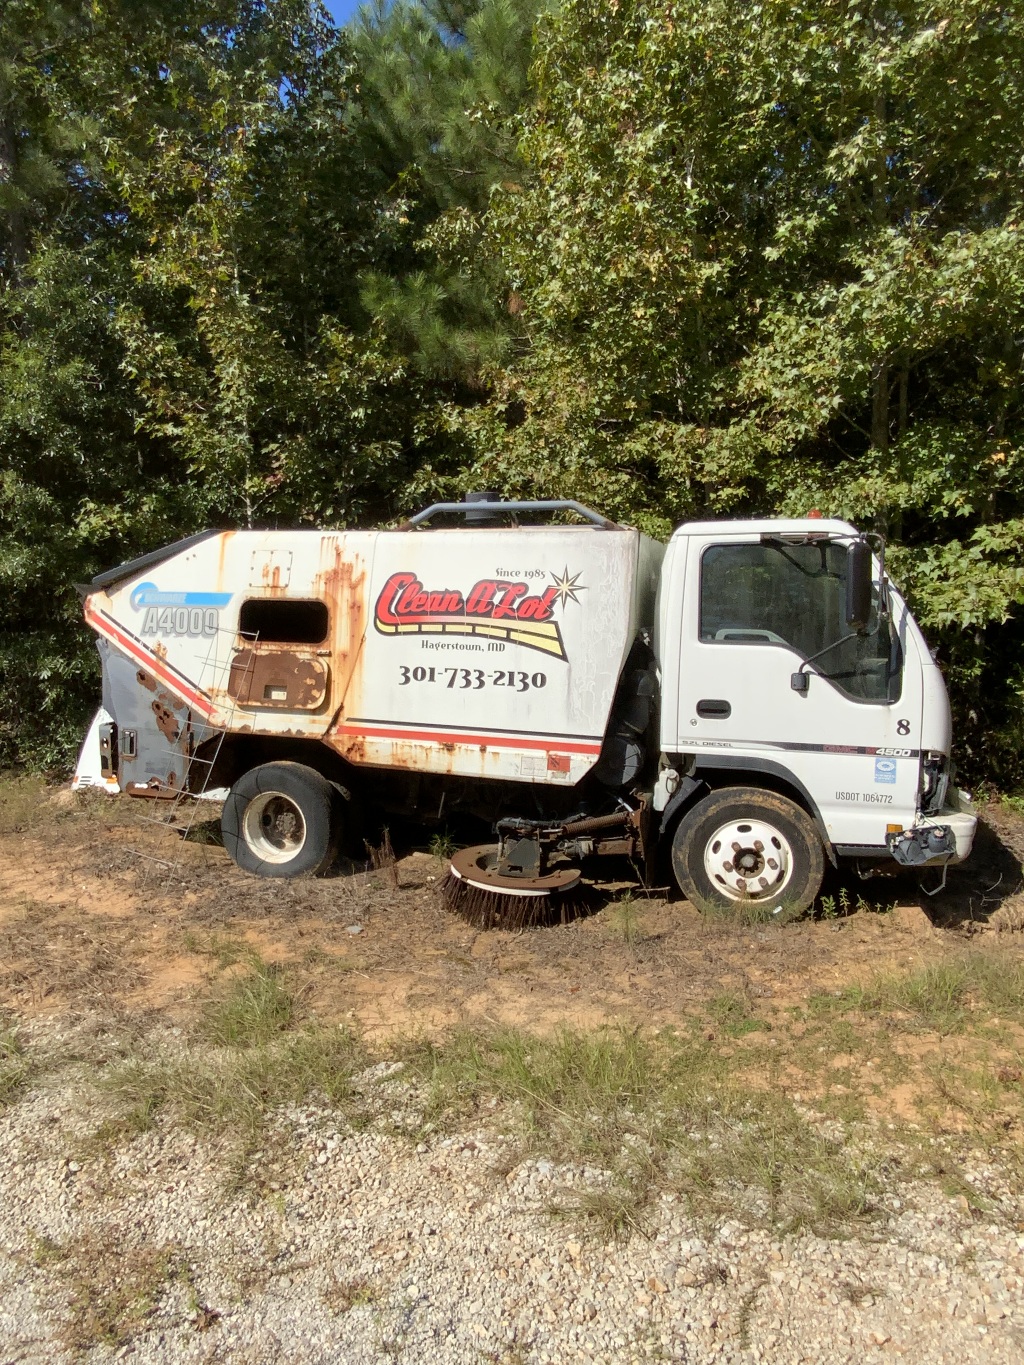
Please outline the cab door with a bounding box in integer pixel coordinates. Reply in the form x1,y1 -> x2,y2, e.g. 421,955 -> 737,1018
674,533 -> 922,850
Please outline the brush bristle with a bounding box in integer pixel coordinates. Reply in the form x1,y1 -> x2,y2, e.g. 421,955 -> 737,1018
439,870 -> 592,930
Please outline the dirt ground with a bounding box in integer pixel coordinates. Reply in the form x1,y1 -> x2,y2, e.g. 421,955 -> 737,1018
3,782 -> 1024,1364
2,781 -> 1023,1045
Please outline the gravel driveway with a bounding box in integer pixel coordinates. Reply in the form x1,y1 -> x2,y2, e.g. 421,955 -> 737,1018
2,1023 -> 1022,1364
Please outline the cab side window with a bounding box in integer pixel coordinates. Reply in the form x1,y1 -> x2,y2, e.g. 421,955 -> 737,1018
699,542 -> 902,703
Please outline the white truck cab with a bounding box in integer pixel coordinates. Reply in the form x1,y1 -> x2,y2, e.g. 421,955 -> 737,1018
653,518 -> 974,910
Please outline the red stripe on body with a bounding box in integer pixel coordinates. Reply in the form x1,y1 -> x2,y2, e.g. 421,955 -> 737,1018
85,605 -> 214,717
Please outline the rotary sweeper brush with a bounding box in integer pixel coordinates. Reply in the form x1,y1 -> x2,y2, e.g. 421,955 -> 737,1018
78,493 -> 978,924
439,810 -> 638,928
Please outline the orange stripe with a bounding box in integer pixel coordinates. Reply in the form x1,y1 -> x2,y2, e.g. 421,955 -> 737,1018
85,606 -> 214,716
335,723 -> 600,755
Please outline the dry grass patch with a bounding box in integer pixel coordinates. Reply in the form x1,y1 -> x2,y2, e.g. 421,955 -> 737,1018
811,947 -> 1024,1034
100,957 -> 366,1150
0,774 -> 69,835
0,898 -> 145,1007
323,1273 -> 378,1313
46,1228 -> 181,1353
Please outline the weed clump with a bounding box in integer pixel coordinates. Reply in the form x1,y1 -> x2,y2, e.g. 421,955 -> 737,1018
199,958 -> 295,1048
605,895 -> 647,949
812,949 -> 1024,1033
0,1022 -> 31,1107
53,1230 -> 180,1352
102,958 -> 365,1145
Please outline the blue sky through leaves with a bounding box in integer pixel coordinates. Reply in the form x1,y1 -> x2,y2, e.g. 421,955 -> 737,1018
325,0 -> 363,27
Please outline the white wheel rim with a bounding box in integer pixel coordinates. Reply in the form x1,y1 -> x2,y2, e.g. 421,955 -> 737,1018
242,791 -> 307,864
703,817 -> 794,902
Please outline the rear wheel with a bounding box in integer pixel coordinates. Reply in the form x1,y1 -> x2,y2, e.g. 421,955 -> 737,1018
671,787 -> 825,917
222,762 -> 341,878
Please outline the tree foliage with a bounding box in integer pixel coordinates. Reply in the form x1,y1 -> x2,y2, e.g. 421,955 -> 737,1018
1,0 -> 1023,788
474,0 -> 1024,784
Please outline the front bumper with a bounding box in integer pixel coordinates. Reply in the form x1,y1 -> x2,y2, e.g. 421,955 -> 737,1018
887,790 -> 977,867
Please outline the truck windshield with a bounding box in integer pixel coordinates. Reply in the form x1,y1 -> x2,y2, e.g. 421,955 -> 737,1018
699,541 -> 901,703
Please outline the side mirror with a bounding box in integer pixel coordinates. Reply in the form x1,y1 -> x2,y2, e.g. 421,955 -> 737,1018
846,539 -> 872,633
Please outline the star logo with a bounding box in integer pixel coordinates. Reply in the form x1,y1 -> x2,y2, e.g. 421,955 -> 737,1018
550,566 -> 586,608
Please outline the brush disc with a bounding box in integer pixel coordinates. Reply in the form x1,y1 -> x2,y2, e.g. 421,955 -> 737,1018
441,844 -> 585,930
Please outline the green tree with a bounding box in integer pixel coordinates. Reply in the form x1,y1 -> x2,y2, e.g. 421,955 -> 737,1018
0,0 -> 413,766
352,0 -> 538,386
476,0 -> 1024,784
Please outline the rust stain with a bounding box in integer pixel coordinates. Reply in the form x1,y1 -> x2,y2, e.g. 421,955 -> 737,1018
227,650 -> 329,711
152,642 -> 168,661
318,537 -> 371,763
136,669 -> 157,692
151,699 -> 181,743
258,558 -> 287,596
215,530 -> 235,591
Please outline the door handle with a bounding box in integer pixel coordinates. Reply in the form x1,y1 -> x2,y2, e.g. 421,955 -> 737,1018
696,698 -> 731,719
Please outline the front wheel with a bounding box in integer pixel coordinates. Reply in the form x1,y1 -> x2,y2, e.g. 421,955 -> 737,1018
671,787 -> 825,917
222,762 -> 342,878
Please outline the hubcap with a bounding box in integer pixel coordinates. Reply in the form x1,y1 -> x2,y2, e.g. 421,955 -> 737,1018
703,818 -> 794,902
242,791 -> 307,864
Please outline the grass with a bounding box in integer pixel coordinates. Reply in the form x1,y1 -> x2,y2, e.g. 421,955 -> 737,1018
811,948 -> 1024,1034
105,1025 -> 365,1144
395,1023 -> 881,1238
101,958 -> 365,1146
707,991 -> 766,1038
0,773 -> 68,835
1,1022 -> 31,1106
199,959 -> 295,1047
36,935 -> 1024,1245
698,896 -> 805,928
53,1229 -> 180,1352
0,771 -> 142,837
323,1274 -> 378,1313
605,895 -> 647,949
428,831 -> 457,861
92,949 -> 987,1240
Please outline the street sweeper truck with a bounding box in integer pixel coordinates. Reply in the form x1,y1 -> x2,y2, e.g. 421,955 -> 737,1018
80,495 -> 976,925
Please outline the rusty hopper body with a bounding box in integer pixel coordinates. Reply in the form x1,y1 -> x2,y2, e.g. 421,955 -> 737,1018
83,520 -> 665,808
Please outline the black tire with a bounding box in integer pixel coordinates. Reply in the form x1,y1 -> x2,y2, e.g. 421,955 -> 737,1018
222,762 -> 342,879
670,786 -> 825,917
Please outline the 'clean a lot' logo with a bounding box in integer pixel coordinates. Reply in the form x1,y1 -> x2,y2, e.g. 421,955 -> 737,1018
374,571 -> 584,660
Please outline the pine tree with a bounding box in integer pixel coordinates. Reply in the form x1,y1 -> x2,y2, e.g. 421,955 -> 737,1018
352,0 -> 538,383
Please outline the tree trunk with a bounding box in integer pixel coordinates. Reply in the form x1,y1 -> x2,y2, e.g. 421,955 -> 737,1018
871,361 -> 889,454
0,116 -> 29,287
870,84 -> 888,455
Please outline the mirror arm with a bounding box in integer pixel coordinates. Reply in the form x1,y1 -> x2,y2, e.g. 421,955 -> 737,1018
791,630 -> 864,692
